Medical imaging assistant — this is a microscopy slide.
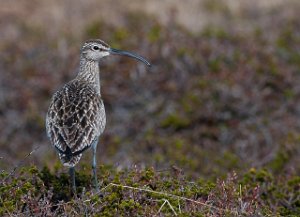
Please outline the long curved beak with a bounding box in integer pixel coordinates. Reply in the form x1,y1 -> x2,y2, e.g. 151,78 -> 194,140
109,48 -> 151,66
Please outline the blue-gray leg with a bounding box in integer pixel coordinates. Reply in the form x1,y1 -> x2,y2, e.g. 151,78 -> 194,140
69,167 -> 76,194
92,140 -> 100,192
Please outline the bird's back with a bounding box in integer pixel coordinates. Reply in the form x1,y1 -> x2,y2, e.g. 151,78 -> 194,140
46,80 -> 106,167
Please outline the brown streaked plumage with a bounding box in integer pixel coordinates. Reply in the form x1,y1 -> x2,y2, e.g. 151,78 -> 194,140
46,39 -> 150,194
46,80 -> 105,166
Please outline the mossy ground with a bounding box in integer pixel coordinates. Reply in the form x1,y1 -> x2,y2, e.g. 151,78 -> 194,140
1,1 -> 300,216
1,166 -> 299,216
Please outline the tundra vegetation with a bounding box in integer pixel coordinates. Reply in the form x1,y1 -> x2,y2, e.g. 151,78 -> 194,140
0,1 -> 299,216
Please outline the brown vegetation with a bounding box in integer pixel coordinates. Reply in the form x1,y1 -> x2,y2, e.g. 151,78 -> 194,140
0,1 -> 299,216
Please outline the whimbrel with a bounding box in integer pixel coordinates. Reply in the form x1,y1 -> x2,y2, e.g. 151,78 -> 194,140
46,39 -> 150,193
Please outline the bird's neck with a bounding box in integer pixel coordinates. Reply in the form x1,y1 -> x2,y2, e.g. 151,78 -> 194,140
77,58 -> 101,95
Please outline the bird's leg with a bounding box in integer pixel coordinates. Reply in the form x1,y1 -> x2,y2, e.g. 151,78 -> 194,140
92,140 -> 100,192
69,167 -> 76,195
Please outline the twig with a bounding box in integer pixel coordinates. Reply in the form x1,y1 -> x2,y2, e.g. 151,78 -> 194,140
17,182 -> 235,216
178,198 -> 181,214
156,199 -> 177,216
157,199 -> 167,214
2,145 -> 41,182
0,196 -> 14,217
100,183 -> 234,214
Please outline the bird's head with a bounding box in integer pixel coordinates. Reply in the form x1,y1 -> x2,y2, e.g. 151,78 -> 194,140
81,39 -> 151,66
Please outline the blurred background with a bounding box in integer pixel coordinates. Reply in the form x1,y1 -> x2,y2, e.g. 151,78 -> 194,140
0,0 -> 300,178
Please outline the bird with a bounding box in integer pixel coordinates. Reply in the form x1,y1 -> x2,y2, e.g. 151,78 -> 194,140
46,39 -> 151,193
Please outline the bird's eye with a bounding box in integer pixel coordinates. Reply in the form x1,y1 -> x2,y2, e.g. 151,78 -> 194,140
93,46 -> 99,50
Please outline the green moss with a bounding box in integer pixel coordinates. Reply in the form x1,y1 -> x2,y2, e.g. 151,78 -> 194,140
119,199 -> 141,212
180,93 -> 202,114
276,28 -> 294,49
284,88 -> 295,99
201,26 -> 229,40
287,176 -> 300,186
141,167 -> 155,182
176,47 -> 189,58
215,151 -> 239,170
1,166 -> 300,215
110,27 -> 130,48
268,150 -> 289,172
242,168 -> 273,186
197,79 -> 210,89
174,139 -> 184,149
113,172 -> 121,184
161,113 -> 190,130
202,0 -> 229,14
147,24 -> 161,42
105,136 -> 122,157
28,166 -> 39,175
208,58 -> 221,73
85,21 -> 104,38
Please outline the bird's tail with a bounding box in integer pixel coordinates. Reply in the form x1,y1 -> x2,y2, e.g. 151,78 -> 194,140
59,153 -> 82,167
